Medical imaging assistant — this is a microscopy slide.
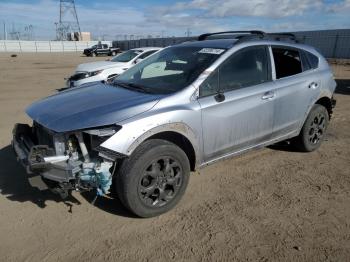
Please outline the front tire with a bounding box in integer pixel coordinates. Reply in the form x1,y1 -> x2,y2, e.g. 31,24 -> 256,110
294,104 -> 329,152
92,52 -> 97,57
116,139 -> 190,217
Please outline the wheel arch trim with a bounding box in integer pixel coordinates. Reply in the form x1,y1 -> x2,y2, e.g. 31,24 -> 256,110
126,123 -> 201,170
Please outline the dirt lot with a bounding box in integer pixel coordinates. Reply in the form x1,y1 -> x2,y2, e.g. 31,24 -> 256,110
0,53 -> 349,262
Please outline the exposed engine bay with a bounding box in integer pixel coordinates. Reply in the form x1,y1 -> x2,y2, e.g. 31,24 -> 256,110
12,122 -> 123,199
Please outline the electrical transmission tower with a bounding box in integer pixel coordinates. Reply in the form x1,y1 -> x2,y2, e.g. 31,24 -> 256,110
56,0 -> 81,40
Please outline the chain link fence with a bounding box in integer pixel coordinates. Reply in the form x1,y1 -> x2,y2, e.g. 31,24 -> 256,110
112,29 -> 350,59
0,40 -> 112,52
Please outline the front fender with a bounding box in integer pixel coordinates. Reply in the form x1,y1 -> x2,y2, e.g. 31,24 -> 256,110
101,122 -> 201,165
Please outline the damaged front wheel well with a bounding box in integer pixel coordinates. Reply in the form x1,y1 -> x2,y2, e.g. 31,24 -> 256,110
145,131 -> 196,171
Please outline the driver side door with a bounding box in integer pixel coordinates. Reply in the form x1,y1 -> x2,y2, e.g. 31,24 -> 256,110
198,45 -> 275,163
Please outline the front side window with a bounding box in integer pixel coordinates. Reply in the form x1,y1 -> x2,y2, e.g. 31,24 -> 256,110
114,46 -> 226,94
272,47 -> 302,79
220,46 -> 269,92
111,50 -> 142,63
199,46 -> 269,97
199,70 -> 219,97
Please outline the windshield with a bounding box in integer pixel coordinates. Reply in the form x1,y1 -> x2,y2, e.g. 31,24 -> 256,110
111,50 -> 142,62
113,46 -> 226,94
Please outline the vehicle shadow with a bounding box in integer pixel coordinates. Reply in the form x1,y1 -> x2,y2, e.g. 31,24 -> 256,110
81,191 -> 137,218
56,87 -> 69,92
268,141 -> 302,153
335,79 -> 350,95
0,145 -> 80,210
0,145 -> 135,217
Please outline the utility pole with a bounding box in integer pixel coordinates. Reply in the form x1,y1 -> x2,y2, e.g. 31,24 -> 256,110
3,21 -> 7,40
185,28 -> 192,38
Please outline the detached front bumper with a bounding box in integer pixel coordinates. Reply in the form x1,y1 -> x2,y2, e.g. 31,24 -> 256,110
12,123 -> 78,183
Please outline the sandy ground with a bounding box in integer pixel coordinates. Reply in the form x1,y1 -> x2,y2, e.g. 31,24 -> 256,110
0,53 -> 349,262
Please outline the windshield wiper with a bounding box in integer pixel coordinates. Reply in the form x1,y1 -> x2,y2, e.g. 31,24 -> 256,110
113,81 -> 152,94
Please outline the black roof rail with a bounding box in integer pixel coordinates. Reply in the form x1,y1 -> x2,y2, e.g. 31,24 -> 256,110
198,30 -> 265,41
265,33 -> 297,42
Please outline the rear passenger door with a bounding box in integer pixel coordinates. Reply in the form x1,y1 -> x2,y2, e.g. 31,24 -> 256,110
270,46 -> 321,138
198,45 -> 275,162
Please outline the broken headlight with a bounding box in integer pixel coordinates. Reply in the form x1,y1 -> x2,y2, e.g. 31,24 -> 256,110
82,125 -> 122,154
88,69 -> 104,77
83,125 -> 122,137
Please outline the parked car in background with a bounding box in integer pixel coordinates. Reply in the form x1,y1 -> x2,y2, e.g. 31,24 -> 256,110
83,43 -> 121,57
67,47 -> 162,88
13,31 -> 336,218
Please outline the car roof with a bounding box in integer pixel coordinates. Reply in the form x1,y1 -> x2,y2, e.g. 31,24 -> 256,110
132,47 -> 162,52
175,37 -> 318,56
178,39 -> 238,49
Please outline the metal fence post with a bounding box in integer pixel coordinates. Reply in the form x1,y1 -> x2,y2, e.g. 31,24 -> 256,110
332,33 -> 339,59
18,40 -> 22,53
48,41 -> 51,52
35,41 -> 38,52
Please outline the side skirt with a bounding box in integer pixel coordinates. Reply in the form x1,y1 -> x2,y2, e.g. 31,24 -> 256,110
199,130 -> 299,168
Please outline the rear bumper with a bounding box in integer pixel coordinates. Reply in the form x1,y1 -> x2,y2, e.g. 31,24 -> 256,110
12,124 -> 78,183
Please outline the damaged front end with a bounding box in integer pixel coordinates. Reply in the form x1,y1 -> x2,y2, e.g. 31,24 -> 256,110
12,122 -> 124,199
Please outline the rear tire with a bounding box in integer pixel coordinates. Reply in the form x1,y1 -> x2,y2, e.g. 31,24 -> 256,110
294,104 -> 329,152
116,139 -> 190,218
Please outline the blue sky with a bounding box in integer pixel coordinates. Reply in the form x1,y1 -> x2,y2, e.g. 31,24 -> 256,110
0,0 -> 349,40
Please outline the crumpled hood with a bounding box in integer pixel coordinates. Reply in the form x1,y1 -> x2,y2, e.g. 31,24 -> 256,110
76,61 -> 125,72
26,83 -> 163,132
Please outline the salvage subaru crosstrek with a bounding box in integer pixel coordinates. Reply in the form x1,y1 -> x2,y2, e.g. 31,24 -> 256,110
12,31 -> 336,217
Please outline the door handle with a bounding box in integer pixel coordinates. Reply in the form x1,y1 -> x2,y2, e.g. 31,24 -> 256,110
261,91 -> 275,100
309,82 -> 319,89
214,93 -> 225,103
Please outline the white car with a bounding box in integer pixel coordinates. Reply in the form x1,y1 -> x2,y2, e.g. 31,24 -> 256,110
67,47 -> 162,88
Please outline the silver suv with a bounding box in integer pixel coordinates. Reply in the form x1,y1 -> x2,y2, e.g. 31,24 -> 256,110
12,31 -> 336,217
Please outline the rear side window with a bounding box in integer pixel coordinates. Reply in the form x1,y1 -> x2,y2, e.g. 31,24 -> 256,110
272,47 -> 302,79
305,51 -> 319,69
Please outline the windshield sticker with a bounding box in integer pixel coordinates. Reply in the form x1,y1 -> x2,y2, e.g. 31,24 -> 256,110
198,48 -> 225,55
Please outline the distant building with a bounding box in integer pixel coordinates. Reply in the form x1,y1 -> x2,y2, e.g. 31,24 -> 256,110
67,32 -> 91,41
